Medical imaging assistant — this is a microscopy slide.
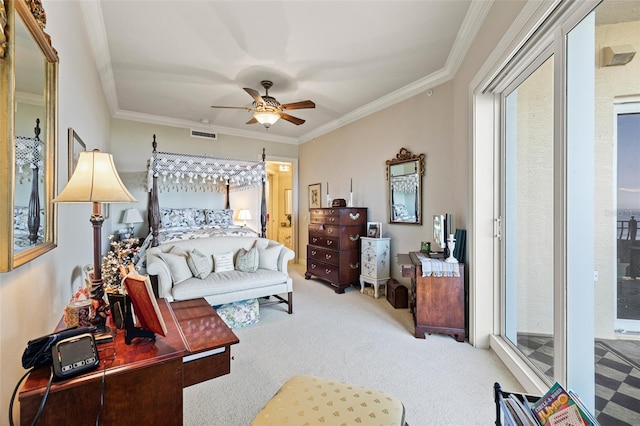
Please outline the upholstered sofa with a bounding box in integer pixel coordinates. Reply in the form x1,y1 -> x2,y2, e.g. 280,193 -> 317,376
146,236 -> 294,313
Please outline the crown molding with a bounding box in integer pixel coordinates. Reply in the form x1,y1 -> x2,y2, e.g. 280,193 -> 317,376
82,0 -> 492,145
113,109 -> 298,145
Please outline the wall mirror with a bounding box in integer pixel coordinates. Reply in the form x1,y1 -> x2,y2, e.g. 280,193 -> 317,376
0,0 -> 58,271
386,148 -> 425,225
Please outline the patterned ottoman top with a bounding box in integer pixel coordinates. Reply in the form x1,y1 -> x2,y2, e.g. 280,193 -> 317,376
252,375 -> 406,426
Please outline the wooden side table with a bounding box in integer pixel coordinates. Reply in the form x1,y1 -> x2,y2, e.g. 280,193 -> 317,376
19,298 -> 238,425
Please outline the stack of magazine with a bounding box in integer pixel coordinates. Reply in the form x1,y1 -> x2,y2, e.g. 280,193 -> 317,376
499,382 -> 600,426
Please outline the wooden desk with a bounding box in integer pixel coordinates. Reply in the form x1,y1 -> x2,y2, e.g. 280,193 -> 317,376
19,298 -> 238,425
398,252 -> 466,342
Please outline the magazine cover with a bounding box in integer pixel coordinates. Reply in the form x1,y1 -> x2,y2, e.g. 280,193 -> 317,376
531,382 -> 596,426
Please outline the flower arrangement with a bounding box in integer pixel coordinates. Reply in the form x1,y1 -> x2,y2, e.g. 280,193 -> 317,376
101,236 -> 141,294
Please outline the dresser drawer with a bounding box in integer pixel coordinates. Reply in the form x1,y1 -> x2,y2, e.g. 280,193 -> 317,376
309,208 -> 367,225
307,259 -> 361,284
307,246 -> 359,267
309,233 -> 361,251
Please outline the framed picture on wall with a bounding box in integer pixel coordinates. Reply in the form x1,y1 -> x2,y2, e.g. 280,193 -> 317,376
68,128 -> 86,179
309,183 -> 321,209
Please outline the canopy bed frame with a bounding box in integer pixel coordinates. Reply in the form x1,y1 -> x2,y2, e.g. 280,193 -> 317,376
147,135 -> 267,248
15,119 -> 44,248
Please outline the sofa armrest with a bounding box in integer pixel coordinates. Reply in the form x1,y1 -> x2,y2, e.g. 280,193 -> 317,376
277,246 -> 295,275
146,252 -> 174,301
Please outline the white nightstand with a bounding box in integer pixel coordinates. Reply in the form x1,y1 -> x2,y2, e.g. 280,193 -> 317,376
359,237 -> 391,298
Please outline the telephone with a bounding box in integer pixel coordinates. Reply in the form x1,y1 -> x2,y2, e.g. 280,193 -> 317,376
22,326 -> 100,379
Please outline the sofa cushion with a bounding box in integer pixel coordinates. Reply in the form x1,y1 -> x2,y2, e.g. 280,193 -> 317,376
186,249 -> 213,279
236,247 -> 259,273
258,244 -> 282,271
172,269 -> 288,301
213,251 -> 235,272
158,252 -> 193,284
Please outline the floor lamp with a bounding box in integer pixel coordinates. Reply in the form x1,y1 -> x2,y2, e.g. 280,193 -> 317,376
54,150 -> 137,306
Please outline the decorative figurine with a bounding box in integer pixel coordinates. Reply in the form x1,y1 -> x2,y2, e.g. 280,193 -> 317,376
90,296 -> 110,332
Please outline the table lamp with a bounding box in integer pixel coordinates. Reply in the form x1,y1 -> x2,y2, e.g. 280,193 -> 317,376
122,208 -> 143,237
238,209 -> 252,226
54,150 -> 137,302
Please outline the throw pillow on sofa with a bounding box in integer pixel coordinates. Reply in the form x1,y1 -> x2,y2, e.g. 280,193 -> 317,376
258,244 -> 282,271
236,247 -> 259,273
213,251 -> 234,272
158,252 -> 193,284
186,248 -> 213,279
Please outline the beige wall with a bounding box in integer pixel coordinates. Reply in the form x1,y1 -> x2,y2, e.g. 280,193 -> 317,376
299,81 -> 455,282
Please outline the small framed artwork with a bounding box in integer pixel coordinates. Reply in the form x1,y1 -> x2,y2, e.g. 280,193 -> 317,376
367,222 -> 382,238
308,183 -> 321,209
68,128 -> 86,179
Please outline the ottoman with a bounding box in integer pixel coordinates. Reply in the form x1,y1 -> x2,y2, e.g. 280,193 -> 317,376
252,375 -> 406,426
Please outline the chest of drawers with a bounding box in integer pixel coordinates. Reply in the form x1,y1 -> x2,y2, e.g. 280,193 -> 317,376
305,207 -> 367,293
359,237 -> 391,298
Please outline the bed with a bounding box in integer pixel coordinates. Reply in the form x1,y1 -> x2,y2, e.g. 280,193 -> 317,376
134,136 -> 268,270
14,123 -> 44,251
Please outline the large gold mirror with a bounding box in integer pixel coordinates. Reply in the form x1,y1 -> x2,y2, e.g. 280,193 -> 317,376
0,0 -> 58,271
386,148 -> 425,225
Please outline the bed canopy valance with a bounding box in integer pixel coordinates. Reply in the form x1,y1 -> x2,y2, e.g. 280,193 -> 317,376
147,135 -> 267,246
148,146 -> 266,194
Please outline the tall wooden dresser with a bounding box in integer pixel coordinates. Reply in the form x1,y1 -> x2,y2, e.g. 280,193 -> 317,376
305,207 -> 367,293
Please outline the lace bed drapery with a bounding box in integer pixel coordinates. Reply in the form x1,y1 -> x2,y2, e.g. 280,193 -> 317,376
16,136 -> 44,184
148,151 -> 265,193
391,174 -> 418,193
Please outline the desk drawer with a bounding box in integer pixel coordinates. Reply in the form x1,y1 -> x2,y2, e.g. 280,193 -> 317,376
183,347 -> 230,387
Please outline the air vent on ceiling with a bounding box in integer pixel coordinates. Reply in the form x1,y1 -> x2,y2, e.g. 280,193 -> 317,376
190,129 -> 217,141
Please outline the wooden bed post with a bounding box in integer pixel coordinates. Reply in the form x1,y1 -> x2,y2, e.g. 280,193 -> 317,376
149,135 -> 160,247
27,119 -> 41,244
261,148 -> 267,238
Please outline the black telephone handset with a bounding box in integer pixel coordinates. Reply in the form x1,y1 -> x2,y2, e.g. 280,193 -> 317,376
22,326 -> 100,379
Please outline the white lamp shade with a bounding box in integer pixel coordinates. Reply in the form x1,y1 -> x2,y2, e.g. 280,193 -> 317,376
238,209 -> 252,221
253,111 -> 280,127
122,208 -> 143,225
53,150 -> 137,203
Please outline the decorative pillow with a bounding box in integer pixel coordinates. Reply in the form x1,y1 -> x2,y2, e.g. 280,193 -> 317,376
192,209 -> 207,227
258,244 -> 282,271
235,247 -> 259,273
186,248 -> 213,279
160,208 -> 197,229
158,252 -> 193,284
205,209 -> 234,227
213,251 -> 234,272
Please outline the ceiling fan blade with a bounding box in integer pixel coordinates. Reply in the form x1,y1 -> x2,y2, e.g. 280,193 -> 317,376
280,112 -> 305,125
244,87 -> 264,104
210,105 -> 253,111
246,117 -> 258,125
281,100 -> 315,110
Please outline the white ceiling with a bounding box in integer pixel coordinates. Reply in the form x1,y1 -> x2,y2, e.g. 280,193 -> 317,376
80,0 -> 492,144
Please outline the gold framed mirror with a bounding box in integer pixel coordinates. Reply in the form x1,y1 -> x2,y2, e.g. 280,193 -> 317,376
0,0 -> 58,271
386,148 -> 425,225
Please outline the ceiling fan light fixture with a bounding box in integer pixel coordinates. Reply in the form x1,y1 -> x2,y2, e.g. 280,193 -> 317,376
254,111 -> 280,128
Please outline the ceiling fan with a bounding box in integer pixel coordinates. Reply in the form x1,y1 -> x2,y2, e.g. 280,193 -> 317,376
211,80 -> 315,129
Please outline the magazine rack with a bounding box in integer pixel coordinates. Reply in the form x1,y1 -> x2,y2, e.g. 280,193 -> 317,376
494,382 -> 540,426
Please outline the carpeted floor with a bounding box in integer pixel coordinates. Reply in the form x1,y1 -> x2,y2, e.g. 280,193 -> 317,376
183,264 -> 523,425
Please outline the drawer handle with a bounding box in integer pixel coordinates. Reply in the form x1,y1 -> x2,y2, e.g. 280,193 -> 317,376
349,262 -> 359,269
328,228 -> 334,233
326,240 -> 333,246
325,254 -> 332,260
311,250 -> 317,255
325,268 -> 332,274
329,217 -> 335,222
349,234 -> 360,241
349,212 -> 360,220
330,209 -> 335,214
312,237 -> 318,243
311,264 -> 317,269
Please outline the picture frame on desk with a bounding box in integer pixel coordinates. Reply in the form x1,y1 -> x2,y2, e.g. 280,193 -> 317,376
367,222 -> 381,238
